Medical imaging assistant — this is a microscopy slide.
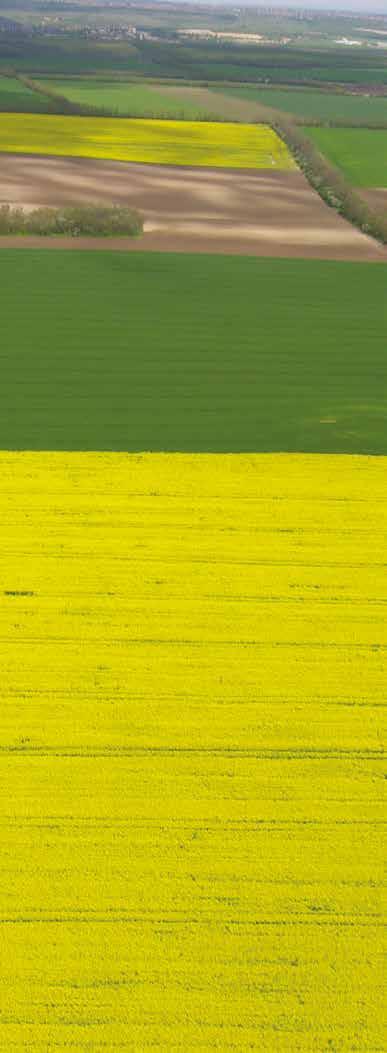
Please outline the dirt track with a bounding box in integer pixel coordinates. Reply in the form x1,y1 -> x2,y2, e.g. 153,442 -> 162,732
0,152 -> 385,261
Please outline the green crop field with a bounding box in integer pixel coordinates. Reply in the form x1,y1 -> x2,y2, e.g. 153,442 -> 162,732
1,251 -> 386,454
0,74 -> 52,112
39,78 -> 216,119
216,84 -> 387,125
306,126 -> 387,186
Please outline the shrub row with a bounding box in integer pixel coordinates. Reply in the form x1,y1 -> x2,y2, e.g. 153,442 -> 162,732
299,117 -> 387,131
276,116 -> 387,244
0,203 -> 143,237
249,100 -> 387,246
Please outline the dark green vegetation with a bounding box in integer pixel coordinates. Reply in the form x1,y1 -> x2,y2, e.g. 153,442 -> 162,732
2,26 -> 387,87
216,85 -> 387,126
0,203 -> 142,237
1,251 -> 386,454
306,127 -> 387,188
0,32 -> 139,75
0,72 -> 51,110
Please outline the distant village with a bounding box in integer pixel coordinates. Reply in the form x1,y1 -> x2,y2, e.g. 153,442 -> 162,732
1,2 -> 387,49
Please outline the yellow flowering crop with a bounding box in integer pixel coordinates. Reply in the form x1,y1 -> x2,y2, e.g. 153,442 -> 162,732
0,113 -> 295,168
0,452 -> 384,1049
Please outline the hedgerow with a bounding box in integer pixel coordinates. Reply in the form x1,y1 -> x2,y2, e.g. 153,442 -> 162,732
0,203 -> 143,237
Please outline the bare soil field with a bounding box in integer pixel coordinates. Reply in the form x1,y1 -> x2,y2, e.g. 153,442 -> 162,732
0,152 -> 384,261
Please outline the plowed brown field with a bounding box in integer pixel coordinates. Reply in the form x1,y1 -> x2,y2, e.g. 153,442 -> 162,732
0,152 -> 385,261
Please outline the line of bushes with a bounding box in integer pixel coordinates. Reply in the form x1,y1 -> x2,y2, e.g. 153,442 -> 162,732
0,203 -> 143,237
250,100 -> 387,246
279,119 -> 387,244
298,117 -> 387,131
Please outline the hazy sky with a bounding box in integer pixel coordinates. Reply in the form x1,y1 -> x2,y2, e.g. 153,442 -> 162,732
263,1 -> 387,10
203,1 -> 387,11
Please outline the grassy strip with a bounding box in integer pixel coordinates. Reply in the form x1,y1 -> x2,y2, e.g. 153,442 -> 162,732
0,203 -> 143,237
304,117 -> 387,131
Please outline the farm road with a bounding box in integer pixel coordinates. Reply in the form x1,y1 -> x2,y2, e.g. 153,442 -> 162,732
0,152 -> 385,261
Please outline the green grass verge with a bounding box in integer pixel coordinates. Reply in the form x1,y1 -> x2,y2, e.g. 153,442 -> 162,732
215,85 -> 387,125
37,79 -> 215,119
1,252 -> 386,454
305,126 -> 387,187
0,74 -> 52,112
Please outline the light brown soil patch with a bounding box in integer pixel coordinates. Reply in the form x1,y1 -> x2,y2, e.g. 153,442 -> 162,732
0,152 -> 385,261
162,85 -> 267,123
360,188 -> 387,214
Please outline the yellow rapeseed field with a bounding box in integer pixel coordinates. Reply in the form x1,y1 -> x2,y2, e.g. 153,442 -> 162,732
0,113 -> 295,168
0,452 -> 385,1050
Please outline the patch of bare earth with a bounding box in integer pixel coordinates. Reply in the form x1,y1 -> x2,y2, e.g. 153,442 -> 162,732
159,85 -> 269,123
0,152 -> 385,261
360,188 -> 387,214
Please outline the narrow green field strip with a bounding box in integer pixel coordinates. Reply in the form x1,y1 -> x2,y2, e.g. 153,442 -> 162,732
1,252 -> 387,454
215,84 -> 387,124
0,113 -> 293,168
0,74 -> 52,113
38,78 -> 217,119
306,126 -> 387,187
